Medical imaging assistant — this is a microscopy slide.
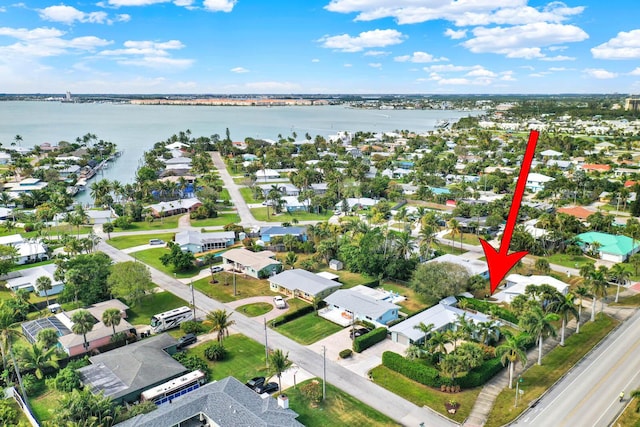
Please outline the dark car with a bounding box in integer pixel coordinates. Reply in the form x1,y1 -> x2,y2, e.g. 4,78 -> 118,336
245,376 -> 266,390
255,382 -> 279,394
350,327 -> 371,340
176,333 -> 197,349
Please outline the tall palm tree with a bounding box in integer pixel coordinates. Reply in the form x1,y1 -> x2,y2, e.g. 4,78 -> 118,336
477,320 -> 501,345
19,342 -> 60,379
448,218 -> 462,250
574,285 -> 590,334
71,310 -> 95,352
204,309 -> 236,345
268,348 -> 293,393
35,276 -> 53,308
394,231 -> 416,260
520,305 -> 559,365
590,266 -> 609,317
609,263 -> 630,303
554,293 -> 579,346
102,308 -> 122,337
413,322 -> 434,348
496,330 -> 530,389
428,331 -> 451,361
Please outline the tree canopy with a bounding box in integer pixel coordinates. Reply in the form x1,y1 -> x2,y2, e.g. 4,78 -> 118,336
107,261 -> 154,306
55,252 -> 112,305
410,261 -> 470,301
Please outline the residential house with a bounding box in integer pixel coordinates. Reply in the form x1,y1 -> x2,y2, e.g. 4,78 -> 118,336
116,376 -> 303,427
389,299 -> 494,346
220,248 -> 282,279
146,197 -> 202,218
576,231 -> 640,262
3,177 -> 48,194
525,173 -> 554,193
5,264 -> 64,296
493,274 -> 570,303
255,169 -> 281,181
78,334 -> 188,404
260,226 -> 307,243
281,196 -> 309,212
269,269 -> 341,302
310,183 -> 328,195
581,164 -> 611,173
334,197 -> 379,212
320,288 -> 400,328
556,206 -> 597,222
0,152 -> 11,165
174,230 -> 235,253
56,299 -> 135,356
540,149 -> 563,158
426,254 -> 489,280
0,234 -> 48,265
259,183 -> 300,197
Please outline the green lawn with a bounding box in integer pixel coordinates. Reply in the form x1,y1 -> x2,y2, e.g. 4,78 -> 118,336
107,233 -> 175,249
370,365 -> 480,423
192,273 -> 277,303
250,207 -> 332,222
0,223 -> 95,238
30,386 -> 65,423
433,241 -> 468,255
190,213 -> 240,228
237,302 -> 273,317
187,334 -> 268,382
486,314 -> 618,426
443,232 -> 482,246
380,281 -> 436,315
319,269 -> 375,288
274,311 -> 343,345
543,253 -> 594,270
219,188 -> 231,201
240,187 -> 262,204
131,247 -> 201,278
10,259 -> 54,272
118,217 -> 180,231
126,291 -> 189,326
287,379 -> 400,427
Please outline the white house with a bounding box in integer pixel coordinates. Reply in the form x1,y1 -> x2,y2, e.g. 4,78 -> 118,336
0,234 -> 48,265
268,269 -> 341,302
493,274 -> 569,303
320,288 -> 399,328
5,264 -> 64,297
174,230 -> 235,253
525,173 -> 554,193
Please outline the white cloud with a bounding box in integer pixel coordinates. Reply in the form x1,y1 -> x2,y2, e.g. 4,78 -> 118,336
444,28 -> 466,40
584,68 -> 618,79
0,7 -> 5,13
0,27 -> 111,57
591,29 -> 640,59
173,0 -> 194,6
311,58 -> 320,62
437,78 -> 471,85
244,81 -> 301,91
117,14 -> 131,22
548,67 -> 568,71
364,50 -> 390,56
318,29 -> 405,52
324,0 -> 584,26
343,63 -> 352,67
539,55 -> 575,61
462,22 -> 588,58
630,67 -> 640,76
99,39 -> 192,70
394,51 -> 447,63
548,45 -> 568,51
368,62 -> 382,68
465,67 -> 496,77
500,71 -> 516,81
203,0 -> 237,12
107,0 -> 170,6
230,66 -> 248,73
39,5 -> 130,25
118,56 -> 193,69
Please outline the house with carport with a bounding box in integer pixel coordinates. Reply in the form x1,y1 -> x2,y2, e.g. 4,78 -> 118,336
220,248 -> 282,279
0,234 -> 48,265
320,287 -> 399,328
269,269 -> 341,303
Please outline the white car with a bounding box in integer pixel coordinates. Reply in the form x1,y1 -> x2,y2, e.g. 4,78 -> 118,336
273,296 -> 286,309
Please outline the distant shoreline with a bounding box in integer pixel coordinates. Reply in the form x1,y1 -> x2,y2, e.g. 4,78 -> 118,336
129,98 -> 330,106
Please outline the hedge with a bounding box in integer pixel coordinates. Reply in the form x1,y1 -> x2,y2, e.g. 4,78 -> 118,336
456,357 -> 505,388
339,349 -> 353,359
382,351 -> 441,387
353,327 -> 388,353
271,304 -> 316,327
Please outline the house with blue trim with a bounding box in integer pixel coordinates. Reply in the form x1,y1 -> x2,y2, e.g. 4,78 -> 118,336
174,230 -> 235,253
260,226 -> 307,243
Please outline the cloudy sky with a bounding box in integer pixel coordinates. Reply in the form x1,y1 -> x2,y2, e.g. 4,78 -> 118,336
1,0 -> 639,94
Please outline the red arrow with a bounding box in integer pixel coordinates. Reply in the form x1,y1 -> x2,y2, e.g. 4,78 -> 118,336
480,130 -> 540,295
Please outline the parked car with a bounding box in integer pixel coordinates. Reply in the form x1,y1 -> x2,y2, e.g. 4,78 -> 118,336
350,327 -> 371,340
149,239 -> 165,245
176,333 -> 197,349
245,376 -> 266,390
255,381 -> 279,394
210,266 -> 223,273
273,296 -> 286,309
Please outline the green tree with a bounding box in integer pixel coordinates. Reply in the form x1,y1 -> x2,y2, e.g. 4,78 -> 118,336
534,258 -> 551,274
107,261 -> 153,306
413,322 -> 434,348
36,328 -> 59,349
102,222 -> 114,240
609,263 -> 630,303
405,344 -> 422,360
410,262 -> 470,301
19,342 -> 60,379
159,242 -> 195,273
440,353 -> 463,385
574,285 -> 590,334
35,276 -> 53,308
268,348 -> 293,393
56,253 -> 112,305
519,305 -> 559,365
71,310 -> 95,353
0,246 -> 18,276
204,309 -> 235,345
496,330 -> 530,389
554,293 -> 579,346
284,251 -> 298,269
49,388 -> 118,427
102,308 -> 122,337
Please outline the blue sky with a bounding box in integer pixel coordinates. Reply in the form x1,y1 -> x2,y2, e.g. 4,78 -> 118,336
1,0 -> 639,94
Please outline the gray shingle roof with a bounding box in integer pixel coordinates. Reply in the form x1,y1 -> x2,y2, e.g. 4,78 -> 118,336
116,377 -> 303,427
269,269 -> 340,296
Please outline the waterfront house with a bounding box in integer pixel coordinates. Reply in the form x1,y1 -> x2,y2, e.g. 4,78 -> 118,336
220,248 -> 282,279
269,269 -> 341,303
174,230 -> 235,253
3,177 -> 48,194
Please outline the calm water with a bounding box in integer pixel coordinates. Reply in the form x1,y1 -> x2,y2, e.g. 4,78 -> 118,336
0,101 -> 476,203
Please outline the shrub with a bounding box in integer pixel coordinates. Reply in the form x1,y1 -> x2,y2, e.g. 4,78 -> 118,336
271,304 -> 316,327
180,321 -> 207,334
48,366 -> 81,392
456,357 -> 504,389
339,349 -> 352,359
172,352 -> 210,379
299,380 -> 322,405
65,356 -> 90,370
21,373 -> 44,395
0,400 -> 18,426
204,342 -> 228,361
353,327 -> 387,353
382,351 -> 441,387
458,298 -> 518,324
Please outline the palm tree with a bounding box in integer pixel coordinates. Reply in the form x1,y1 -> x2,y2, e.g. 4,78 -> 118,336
394,231 -> 416,260
574,285 -> 590,334
496,330 -> 530,389
405,345 -> 422,360
35,276 -> 53,308
477,320 -> 501,345
519,305 -> 559,365
71,310 -> 95,352
448,218 -> 462,250
554,293 -> 579,346
590,266 -> 609,317
413,322 -> 434,348
428,331 -> 451,360
609,263 -> 630,303
204,309 -> 235,345
284,252 -> 298,269
19,342 -> 60,379
102,308 -> 122,337
268,348 -> 292,393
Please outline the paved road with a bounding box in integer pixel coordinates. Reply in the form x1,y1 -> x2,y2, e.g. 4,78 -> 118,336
97,241 -> 456,427
514,308 -> 640,427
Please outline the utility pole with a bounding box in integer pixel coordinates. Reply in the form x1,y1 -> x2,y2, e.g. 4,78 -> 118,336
264,317 -> 269,368
233,262 -> 237,296
322,345 -> 326,401
190,280 -> 196,320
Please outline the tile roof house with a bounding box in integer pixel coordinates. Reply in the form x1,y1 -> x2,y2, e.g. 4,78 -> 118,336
493,274 -> 570,303
78,333 -> 187,404
581,164 -> 611,172
174,230 -> 235,253
116,376 -> 303,427
220,248 -> 282,279
556,206 -> 597,221
576,232 -> 640,262
321,288 -> 400,328
269,269 -> 341,302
